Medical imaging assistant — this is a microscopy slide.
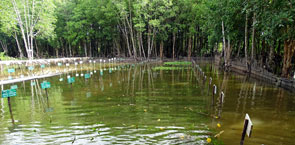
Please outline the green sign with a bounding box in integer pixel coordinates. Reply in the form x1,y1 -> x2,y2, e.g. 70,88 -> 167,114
100,70 -> 103,76
41,64 -> 45,68
58,63 -> 62,66
1,89 -> 17,98
28,66 -> 34,71
67,77 -> 75,84
31,82 -> 36,86
10,85 -> 18,89
8,68 -> 15,73
109,68 -> 112,73
41,81 -> 51,89
85,73 -> 91,79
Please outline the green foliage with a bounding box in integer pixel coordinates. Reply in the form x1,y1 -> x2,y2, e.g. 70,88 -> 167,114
164,61 -> 192,66
0,52 -> 16,60
152,66 -> 188,71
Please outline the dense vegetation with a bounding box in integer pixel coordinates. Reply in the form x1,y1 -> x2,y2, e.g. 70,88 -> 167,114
0,0 -> 295,78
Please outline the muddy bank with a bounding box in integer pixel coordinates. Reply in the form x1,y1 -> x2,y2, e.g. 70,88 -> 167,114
213,56 -> 295,91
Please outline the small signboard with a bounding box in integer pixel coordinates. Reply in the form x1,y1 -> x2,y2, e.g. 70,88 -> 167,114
67,77 -> 75,84
85,73 -> 91,79
66,63 -> 70,67
28,66 -> 34,71
41,64 -> 45,68
8,68 -> 15,73
109,68 -> 112,73
1,89 -> 17,98
245,114 -> 253,137
59,78 -> 63,82
31,82 -> 36,86
100,70 -> 103,76
41,81 -> 51,89
58,63 -> 62,66
10,85 -> 18,89
75,62 -> 78,65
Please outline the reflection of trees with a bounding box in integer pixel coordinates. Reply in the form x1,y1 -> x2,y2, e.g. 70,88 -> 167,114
275,89 -> 285,119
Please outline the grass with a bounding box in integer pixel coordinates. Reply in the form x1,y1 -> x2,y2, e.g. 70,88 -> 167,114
164,61 -> 192,66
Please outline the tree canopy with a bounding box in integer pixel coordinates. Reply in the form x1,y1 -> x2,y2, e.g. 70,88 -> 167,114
0,0 -> 295,77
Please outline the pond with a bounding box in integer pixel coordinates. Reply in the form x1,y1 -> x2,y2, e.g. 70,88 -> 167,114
0,61 -> 294,145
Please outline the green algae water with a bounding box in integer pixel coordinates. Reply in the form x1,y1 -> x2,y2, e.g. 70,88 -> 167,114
0,61 -> 294,145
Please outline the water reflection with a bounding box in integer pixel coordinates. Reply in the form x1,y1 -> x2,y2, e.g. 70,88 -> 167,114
0,62 -> 294,144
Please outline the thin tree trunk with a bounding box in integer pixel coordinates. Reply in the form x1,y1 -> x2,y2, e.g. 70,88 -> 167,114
35,39 -> 39,58
160,40 -> 164,61
140,32 -> 146,58
84,40 -> 87,57
222,21 -> 227,66
250,13 -> 256,72
188,36 -> 192,61
14,32 -> 24,58
245,11 -> 249,71
172,32 -> 176,60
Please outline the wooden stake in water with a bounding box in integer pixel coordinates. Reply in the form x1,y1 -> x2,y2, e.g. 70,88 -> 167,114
212,85 -> 217,105
240,114 -> 253,145
220,91 -> 224,106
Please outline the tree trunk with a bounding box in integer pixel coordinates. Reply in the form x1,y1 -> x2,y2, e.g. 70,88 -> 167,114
172,32 -> 176,60
160,40 -> 164,61
188,36 -> 192,61
221,21 -> 227,66
89,40 -> 92,57
140,32 -> 145,58
282,40 -> 295,77
250,13 -> 256,72
69,43 -> 72,57
84,40 -> 87,57
0,40 -> 8,55
14,32 -> 24,58
245,11 -> 249,72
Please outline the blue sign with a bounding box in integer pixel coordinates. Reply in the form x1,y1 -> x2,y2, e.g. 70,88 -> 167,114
31,82 -> 36,86
100,70 -> 103,76
67,77 -> 75,84
41,64 -> 45,68
41,81 -> 51,89
1,89 -> 17,98
85,74 -> 91,79
8,68 -> 15,73
10,85 -> 18,89
28,66 -> 34,71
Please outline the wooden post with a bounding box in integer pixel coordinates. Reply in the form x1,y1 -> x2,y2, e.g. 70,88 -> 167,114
45,88 -> 48,99
220,91 -> 224,106
8,97 -> 15,125
212,85 -> 217,106
240,119 -> 249,145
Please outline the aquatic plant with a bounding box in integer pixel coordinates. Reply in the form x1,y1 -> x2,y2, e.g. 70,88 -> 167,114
164,61 -> 192,66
